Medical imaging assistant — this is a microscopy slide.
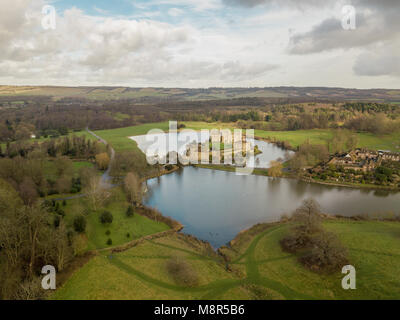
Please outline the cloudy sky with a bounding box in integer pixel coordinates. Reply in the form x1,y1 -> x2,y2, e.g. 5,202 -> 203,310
0,0 -> 399,88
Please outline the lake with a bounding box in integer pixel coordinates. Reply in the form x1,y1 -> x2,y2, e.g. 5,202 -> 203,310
130,133 -> 293,168
134,134 -> 400,248
144,167 -> 400,248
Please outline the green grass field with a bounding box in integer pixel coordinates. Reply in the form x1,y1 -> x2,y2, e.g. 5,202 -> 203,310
254,129 -> 400,151
42,160 -> 94,181
62,188 -> 169,251
224,219 -> 400,300
0,130 -> 96,151
37,130 -> 95,143
52,219 -> 400,300
93,121 -> 400,153
94,122 -> 170,152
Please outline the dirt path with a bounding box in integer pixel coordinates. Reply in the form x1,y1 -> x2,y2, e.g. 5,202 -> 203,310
104,225 -> 313,299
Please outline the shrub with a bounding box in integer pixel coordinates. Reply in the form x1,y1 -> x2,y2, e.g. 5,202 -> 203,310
126,206 -> 134,218
43,199 -> 53,209
73,215 -> 86,233
100,211 -> 113,224
53,215 -> 61,228
280,199 -> 348,273
280,227 -> 312,253
56,208 -> 65,217
166,257 -> 198,287
106,238 -> 112,246
300,232 -> 348,273
245,284 -> 271,300
126,232 -> 131,238
105,230 -> 111,236
70,187 -> 78,194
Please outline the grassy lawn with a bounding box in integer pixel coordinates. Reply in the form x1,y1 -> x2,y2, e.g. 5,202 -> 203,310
43,160 -> 94,180
183,121 -> 236,131
184,122 -> 400,152
226,219 -> 400,300
356,131 -> 400,152
0,130 -> 95,150
93,122 -> 170,152
52,233 -> 239,300
254,129 -> 333,148
62,187 -> 169,251
90,121 -> 400,154
32,130 -> 95,144
52,219 -> 400,300
255,129 -> 400,151
72,161 -> 94,171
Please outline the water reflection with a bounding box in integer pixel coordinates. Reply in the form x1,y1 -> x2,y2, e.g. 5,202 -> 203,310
145,166 -> 400,248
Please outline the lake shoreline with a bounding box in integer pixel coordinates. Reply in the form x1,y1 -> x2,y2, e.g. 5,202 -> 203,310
193,163 -> 400,193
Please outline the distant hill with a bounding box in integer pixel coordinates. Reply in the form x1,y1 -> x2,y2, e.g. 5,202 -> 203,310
0,85 -> 400,102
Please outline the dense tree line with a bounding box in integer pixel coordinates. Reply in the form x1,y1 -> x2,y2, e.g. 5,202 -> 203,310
1,135 -> 102,159
1,96 -> 399,142
0,179 -> 76,299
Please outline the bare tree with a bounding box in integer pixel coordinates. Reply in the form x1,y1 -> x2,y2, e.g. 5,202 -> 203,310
23,205 -> 51,278
292,198 -> 323,234
46,221 -> 73,272
56,176 -> 72,194
19,177 -> 38,205
124,172 -> 143,207
85,175 -> 109,211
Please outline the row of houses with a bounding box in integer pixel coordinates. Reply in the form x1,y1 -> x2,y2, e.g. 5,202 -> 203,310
328,148 -> 400,172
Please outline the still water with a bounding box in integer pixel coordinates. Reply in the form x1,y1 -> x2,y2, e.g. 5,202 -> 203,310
135,134 -> 400,247
131,133 -> 293,168
144,166 -> 400,248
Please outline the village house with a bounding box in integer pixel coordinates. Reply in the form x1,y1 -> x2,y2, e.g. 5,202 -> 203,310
327,148 -> 400,172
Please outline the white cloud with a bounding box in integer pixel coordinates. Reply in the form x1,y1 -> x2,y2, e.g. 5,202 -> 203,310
0,0 -> 398,88
168,8 -> 184,17
0,1 -> 278,86
286,0 -> 400,78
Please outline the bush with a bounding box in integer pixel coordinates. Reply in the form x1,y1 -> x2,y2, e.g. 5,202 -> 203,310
100,211 -> 113,224
300,232 -> 348,273
105,230 -> 111,236
280,199 -> 348,273
53,215 -> 61,228
166,257 -> 198,287
73,215 -> 86,233
126,232 -> 131,238
106,238 -> 112,246
280,226 -> 312,253
56,208 -> 65,217
126,206 -> 134,218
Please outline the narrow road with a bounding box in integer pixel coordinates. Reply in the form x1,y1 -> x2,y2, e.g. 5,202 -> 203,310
86,127 -> 115,188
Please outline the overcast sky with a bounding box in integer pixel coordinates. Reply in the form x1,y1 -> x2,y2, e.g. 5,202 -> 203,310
0,0 -> 399,88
